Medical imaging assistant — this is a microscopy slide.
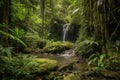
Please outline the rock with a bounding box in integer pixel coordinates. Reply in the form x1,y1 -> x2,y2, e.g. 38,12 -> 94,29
82,70 -> 120,80
58,62 -> 73,71
58,59 -> 79,71
60,49 -> 76,57
102,70 -> 120,79
35,76 -> 42,80
63,73 -> 80,80
34,58 -> 58,73
43,41 -> 74,54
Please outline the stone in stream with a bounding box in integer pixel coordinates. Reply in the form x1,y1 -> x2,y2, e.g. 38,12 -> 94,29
58,58 -> 79,71
60,49 -> 76,57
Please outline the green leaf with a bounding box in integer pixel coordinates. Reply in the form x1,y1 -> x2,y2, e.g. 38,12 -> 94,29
0,30 -> 27,47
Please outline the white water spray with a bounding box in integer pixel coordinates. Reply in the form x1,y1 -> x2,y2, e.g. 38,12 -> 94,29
63,24 -> 70,42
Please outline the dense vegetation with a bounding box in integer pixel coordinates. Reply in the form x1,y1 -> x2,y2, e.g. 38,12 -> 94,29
0,0 -> 120,80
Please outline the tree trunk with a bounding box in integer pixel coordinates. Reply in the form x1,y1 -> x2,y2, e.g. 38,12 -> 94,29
40,0 -> 45,28
2,0 -> 10,46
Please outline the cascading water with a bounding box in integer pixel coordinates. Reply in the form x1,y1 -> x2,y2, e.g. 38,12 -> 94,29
63,24 -> 70,42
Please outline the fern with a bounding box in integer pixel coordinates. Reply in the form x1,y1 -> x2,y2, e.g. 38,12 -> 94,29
0,30 -> 27,47
0,45 -> 13,59
88,53 -> 106,72
9,27 -> 25,38
0,53 -> 40,79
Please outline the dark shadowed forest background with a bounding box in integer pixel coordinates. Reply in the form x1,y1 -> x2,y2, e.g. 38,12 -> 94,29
0,0 -> 120,80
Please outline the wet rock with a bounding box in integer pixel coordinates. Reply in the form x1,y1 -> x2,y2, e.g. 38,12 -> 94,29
58,62 -> 74,71
58,59 -> 79,71
60,49 -> 76,57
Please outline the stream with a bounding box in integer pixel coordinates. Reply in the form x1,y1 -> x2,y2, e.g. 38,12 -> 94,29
36,49 -> 88,73
33,49 -> 120,80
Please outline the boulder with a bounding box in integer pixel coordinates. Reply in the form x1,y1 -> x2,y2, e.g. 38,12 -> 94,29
58,58 -> 79,71
34,58 -> 58,73
43,41 -> 74,54
102,70 -> 120,79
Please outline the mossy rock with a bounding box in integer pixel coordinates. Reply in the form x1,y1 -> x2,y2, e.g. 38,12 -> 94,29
43,41 -> 74,54
63,73 -> 80,80
24,47 -> 44,53
34,58 -> 58,73
102,70 -> 120,79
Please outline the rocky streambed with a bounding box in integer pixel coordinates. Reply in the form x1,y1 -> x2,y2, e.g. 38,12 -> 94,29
34,49 -> 89,80
33,48 -> 120,80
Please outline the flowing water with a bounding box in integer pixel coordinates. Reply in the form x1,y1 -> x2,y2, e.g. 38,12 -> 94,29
36,49 -> 88,72
63,24 -> 70,42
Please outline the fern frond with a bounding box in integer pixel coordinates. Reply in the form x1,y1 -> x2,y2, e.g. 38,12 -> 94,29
0,30 -> 27,47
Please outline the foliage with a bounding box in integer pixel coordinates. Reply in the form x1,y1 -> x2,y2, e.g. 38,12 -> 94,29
10,27 -> 25,38
11,0 -> 27,20
24,31 -> 47,49
0,55 -> 40,80
43,41 -> 74,54
9,27 -> 27,50
88,52 -> 120,73
0,45 -> 40,79
0,45 -> 13,59
0,44 -> 59,80
88,53 -> 107,73
106,52 -> 120,71
75,39 -> 100,57
0,30 -> 27,47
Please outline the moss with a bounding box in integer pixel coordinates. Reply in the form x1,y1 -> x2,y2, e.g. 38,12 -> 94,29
63,73 -> 80,80
34,58 -> 58,72
43,41 -> 74,54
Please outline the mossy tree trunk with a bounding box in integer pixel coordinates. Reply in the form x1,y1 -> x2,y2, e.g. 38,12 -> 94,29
90,0 -> 120,52
78,0 -> 120,53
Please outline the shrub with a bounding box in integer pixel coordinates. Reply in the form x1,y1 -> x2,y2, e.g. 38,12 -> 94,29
0,45 -> 40,79
106,52 -> 120,71
0,54 -> 40,80
75,39 -> 100,57
0,45 -> 59,80
37,40 -> 47,49
43,41 -> 74,54
88,53 -> 106,73
24,32 -> 47,49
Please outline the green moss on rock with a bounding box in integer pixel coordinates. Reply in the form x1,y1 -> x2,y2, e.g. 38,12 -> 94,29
43,41 -> 74,54
34,58 -> 58,72
63,73 -> 80,80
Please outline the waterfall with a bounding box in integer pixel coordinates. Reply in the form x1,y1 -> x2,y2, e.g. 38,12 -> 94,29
63,24 -> 70,42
